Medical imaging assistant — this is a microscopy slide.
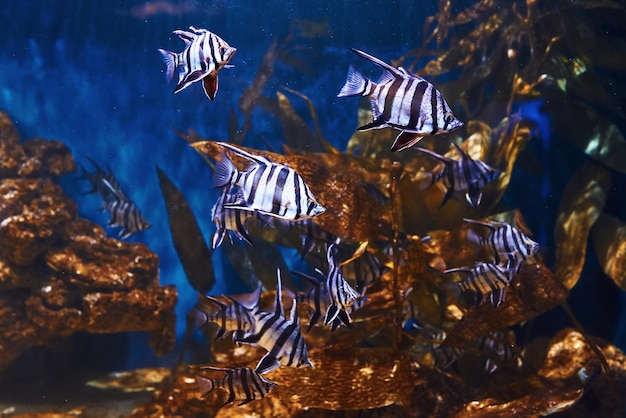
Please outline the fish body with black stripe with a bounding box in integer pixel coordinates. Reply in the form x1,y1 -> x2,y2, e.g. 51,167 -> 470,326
416,142 -> 500,207
195,287 -> 260,340
235,270 -> 312,374
158,26 -> 236,100
337,48 -> 463,152
210,186 -> 257,249
446,262 -> 514,308
464,218 -> 539,272
196,366 -> 276,406
79,158 -> 150,240
213,142 -> 325,222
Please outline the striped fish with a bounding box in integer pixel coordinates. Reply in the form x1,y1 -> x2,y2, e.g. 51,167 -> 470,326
294,270 -> 366,331
158,26 -> 236,100
322,244 -> 360,326
80,158 -> 150,240
213,142 -> 325,221
416,142 -> 500,207
464,218 -> 539,272
235,270 -> 312,374
337,48 -> 463,152
211,186 -> 256,249
408,320 -> 461,370
475,330 -> 518,374
195,287 -> 260,340
197,366 -> 276,406
446,262 -> 514,308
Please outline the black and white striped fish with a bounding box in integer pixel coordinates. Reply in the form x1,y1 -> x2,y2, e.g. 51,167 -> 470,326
195,287 -> 260,340
213,142 -> 326,221
416,142 -> 500,207
337,48 -> 463,152
294,270 -> 366,331
158,26 -> 236,100
446,262 -> 513,308
235,270 -> 312,374
79,158 -> 150,240
197,366 -> 276,406
464,218 -> 539,272
211,186 -> 256,249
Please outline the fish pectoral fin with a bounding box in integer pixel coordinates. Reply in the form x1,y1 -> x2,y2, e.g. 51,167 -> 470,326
465,187 -> 483,207
203,74 -> 218,100
357,116 -> 388,131
390,131 -> 424,152
256,353 -> 281,374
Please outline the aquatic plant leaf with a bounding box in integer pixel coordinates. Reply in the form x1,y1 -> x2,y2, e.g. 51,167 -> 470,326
554,161 -> 611,289
156,166 -> 215,294
190,140 -> 390,243
444,263 -> 568,347
221,238 -> 295,291
591,213 -> 626,290
238,39 -> 279,117
546,96 -> 626,174
274,90 -> 323,152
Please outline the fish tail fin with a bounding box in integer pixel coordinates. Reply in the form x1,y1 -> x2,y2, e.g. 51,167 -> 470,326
157,48 -> 177,84
337,65 -> 370,97
212,154 -> 237,189
196,375 -> 215,397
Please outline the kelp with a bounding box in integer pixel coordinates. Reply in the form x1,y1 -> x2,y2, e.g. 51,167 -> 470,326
554,161 -> 611,290
591,213 -> 626,290
156,166 -> 215,294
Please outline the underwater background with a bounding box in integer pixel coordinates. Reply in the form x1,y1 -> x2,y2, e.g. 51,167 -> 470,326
1,0 -> 626,416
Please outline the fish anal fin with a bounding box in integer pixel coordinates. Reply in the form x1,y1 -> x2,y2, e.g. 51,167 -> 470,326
390,131 -> 424,152
255,353 -> 281,374
203,74 -> 218,100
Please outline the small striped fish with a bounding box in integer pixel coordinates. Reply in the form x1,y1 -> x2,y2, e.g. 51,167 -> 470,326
197,366 -> 276,406
323,244 -> 361,325
446,262 -> 514,308
213,142 -> 325,221
195,287 -> 260,340
211,186 -> 256,249
475,330 -> 518,374
158,26 -> 236,100
337,48 -> 463,152
416,142 -> 500,207
235,270 -> 312,374
408,320 -> 461,370
80,158 -> 150,240
294,270 -> 366,331
464,218 -> 539,272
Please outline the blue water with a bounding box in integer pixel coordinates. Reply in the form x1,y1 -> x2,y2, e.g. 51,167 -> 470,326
1,1 -> 624,370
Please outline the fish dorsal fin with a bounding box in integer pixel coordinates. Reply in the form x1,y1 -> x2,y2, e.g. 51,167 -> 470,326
463,218 -> 495,230
217,142 -> 270,165
229,286 -> 262,310
274,269 -> 284,317
414,146 -> 452,163
100,177 -> 127,201
377,70 -> 395,85
350,48 -> 403,78
451,142 -> 469,159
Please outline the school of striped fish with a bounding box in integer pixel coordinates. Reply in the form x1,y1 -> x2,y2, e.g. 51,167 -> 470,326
71,25 -> 541,407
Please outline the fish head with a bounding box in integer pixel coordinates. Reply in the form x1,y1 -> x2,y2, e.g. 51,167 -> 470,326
307,198 -> 326,218
522,235 -> 540,258
442,112 -> 464,133
218,45 -> 237,67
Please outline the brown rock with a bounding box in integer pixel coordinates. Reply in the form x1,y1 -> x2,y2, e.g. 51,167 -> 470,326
0,112 -> 177,371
